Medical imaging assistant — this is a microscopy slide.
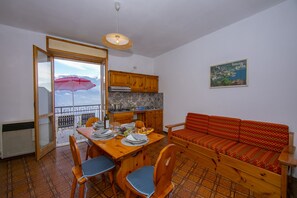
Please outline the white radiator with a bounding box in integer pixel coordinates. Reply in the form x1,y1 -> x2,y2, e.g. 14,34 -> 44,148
0,120 -> 35,159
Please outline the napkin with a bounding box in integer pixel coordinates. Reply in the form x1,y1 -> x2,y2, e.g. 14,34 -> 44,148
126,134 -> 147,143
93,129 -> 113,137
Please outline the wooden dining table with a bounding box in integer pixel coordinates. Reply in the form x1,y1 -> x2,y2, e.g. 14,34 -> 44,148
76,127 -> 165,192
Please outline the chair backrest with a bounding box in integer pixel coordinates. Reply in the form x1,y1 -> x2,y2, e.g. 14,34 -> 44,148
86,117 -> 99,127
135,120 -> 145,129
69,135 -> 82,167
153,144 -> 178,196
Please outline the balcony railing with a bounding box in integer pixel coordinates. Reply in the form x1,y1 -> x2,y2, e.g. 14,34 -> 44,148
55,104 -> 101,129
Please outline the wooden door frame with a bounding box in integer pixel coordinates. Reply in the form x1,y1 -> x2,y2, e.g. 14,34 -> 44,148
33,45 -> 56,160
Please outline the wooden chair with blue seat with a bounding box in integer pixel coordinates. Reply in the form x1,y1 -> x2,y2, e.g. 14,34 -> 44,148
124,144 -> 178,198
69,135 -> 117,198
85,117 -> 102,160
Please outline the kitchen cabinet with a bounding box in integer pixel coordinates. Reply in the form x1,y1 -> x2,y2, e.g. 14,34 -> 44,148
145,110 -> 163,133
109,110 -> 163,132
145,76 -> 158,93
109,70 -> 158,93
109,71 -> 130,87
110,112 -> 134,124
130,74 -> 145,92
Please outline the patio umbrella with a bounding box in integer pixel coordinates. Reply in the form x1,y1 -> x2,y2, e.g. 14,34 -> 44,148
54,76 -> 96,116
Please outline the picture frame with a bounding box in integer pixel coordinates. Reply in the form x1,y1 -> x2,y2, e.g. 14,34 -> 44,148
210,59 -> 247,88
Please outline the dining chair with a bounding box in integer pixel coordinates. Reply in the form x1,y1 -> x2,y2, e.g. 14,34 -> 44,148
125,144 -> 178,198
85,116 -> 99,127
69,135 -> 117,198
135,120 -> 145,129
85,117 -> 101,160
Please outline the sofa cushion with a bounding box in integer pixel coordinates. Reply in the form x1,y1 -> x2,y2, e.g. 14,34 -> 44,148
185,113 -> 209,134
172,129 -> 207,142
226,143 -> 281,174
193,135 -> 237,154
240,120 -> 289,153
208,116 -> 241,141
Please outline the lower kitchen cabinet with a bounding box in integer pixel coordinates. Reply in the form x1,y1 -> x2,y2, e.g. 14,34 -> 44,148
109,110 -> 163,132
145,110 -> 163,133
110,112 -> 134,124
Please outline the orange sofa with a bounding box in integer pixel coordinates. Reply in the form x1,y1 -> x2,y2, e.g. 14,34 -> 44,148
166,113 -> 295,198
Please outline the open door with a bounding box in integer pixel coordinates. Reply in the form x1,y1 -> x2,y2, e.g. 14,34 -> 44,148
33,46 -> 56,160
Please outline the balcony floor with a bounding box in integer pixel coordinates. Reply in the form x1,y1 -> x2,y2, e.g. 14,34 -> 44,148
56,127 -> 86,146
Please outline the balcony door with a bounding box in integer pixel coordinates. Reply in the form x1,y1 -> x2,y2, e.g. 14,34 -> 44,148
33,46 -> 56,160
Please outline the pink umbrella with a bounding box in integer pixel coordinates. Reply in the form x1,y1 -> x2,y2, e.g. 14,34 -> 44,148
55,76 -> 96,110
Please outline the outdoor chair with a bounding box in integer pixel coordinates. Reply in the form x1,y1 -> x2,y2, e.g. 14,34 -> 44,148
69,135 -> 117,198
81,113 -> 96,125
125,144 -> 178,198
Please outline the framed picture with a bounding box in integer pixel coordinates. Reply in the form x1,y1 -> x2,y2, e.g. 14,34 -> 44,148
210,59 -> 247,88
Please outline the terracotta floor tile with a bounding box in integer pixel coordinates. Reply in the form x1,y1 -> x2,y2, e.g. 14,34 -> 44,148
176,169 -> 188,177
216,185 -> 231,197
172,175 -> 183,184
197,186 -> 212,197
58,188 -> 71,198
219,177 -> 232,189
54,181 -> 71,193
192,167 -> 206,177
12,182 -> 29,196
202,179 -> 214,189
204,171 -> 217,182
33,182 -> 51,195
188,174 -> 200,183
177,187 -> 193,197
183,180 -> 197,192
234,192 -> 249,198
34,189 -> 54,197
12,192 -> 32,198
214,192 -> 228,198
234,184 -> 250,195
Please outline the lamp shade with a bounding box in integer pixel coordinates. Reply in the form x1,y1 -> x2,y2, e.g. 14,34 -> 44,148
102,33 -> 133,50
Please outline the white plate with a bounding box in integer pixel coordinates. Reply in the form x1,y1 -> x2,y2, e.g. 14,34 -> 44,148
125,134 -> 147,143
93,129 -> 112,137
121,138 -> 148,146
91,134 -> 115,141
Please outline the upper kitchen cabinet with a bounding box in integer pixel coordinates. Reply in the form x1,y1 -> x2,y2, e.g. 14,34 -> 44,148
145,76 -> 158,93
109,70 -> 159,93
109,71 -> 130,87
130,74 -> 145,92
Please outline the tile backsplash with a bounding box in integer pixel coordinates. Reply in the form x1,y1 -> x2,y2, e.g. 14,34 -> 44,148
108,92 -> 163,109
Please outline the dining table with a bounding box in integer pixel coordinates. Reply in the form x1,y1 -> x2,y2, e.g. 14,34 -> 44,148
76,126 -> 165,192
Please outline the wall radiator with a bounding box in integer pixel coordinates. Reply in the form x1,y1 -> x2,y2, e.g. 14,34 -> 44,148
0,120 -> 35,159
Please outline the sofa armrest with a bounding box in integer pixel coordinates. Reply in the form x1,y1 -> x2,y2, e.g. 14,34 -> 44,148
165,122 -> 185,129
278,145 -> 297,166
278,145 -> 296,198
165,122 -> 185,140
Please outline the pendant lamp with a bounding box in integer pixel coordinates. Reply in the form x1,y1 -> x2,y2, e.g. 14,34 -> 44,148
102,2 -> 133,50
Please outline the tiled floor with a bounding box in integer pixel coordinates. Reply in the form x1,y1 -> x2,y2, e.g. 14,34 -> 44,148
0,134 -> 296,198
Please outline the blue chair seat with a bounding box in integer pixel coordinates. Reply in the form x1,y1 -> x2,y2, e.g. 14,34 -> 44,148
126,166 -> 155,197
82,155 -> 115,177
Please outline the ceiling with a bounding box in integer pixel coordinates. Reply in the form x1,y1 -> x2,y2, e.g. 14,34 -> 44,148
0,0 -> 285,58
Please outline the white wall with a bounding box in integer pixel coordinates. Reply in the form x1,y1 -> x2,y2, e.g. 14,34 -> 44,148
155,0 -> 297,147
0,24 -> 45,122
109,50 -> 154,74
0,24 -> 154,123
